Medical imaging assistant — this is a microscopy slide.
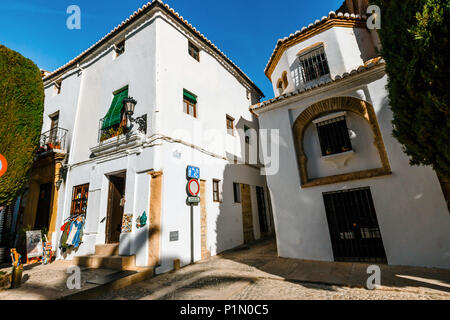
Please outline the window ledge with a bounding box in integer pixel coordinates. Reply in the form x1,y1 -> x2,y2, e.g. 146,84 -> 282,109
321,150 -> 355,169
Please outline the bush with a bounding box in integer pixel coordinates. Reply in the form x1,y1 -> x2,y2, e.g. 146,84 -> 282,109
0,45 -> 44,205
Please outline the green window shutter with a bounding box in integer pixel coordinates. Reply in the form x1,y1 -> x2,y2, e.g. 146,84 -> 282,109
183,90 -> 197,104
101,88 -> 128,130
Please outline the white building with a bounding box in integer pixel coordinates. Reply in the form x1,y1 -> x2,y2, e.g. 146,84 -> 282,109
252,10 -> 450,269
36,1 -> 274,273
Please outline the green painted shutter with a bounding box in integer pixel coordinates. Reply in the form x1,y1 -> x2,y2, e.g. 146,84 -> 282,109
101,88 -> 128,130
183,90 -> 197,104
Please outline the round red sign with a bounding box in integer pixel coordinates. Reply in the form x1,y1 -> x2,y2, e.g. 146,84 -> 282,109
188,179 -> 200,197
0,154 -> 7,178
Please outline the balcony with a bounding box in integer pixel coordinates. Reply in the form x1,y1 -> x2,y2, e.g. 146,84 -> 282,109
37,127 -> 68,155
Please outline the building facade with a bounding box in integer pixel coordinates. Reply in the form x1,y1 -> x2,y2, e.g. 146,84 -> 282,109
252,10 -> 450,269
36,1 -> 273,273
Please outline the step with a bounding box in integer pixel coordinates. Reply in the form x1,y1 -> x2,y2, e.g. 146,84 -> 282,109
72,255 -> 136,271
95,243 -> 119,256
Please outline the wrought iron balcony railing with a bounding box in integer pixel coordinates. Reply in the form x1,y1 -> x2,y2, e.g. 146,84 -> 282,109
38,127 -> 68,154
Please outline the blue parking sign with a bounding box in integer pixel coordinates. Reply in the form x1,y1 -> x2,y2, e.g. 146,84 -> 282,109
187,166 -> 200,180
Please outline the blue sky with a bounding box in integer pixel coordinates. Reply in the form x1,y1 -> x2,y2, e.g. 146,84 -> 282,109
0,0 -> 343,98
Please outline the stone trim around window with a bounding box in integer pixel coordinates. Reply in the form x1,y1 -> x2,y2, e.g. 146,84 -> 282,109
292,96 -> 392,188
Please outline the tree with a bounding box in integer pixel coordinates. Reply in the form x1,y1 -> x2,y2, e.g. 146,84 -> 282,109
371,0 -> 450,201
0,45 -> 44,205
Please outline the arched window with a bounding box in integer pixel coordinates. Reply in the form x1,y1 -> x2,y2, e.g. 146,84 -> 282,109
282,71 -> 289,89
276,79 -> 284,96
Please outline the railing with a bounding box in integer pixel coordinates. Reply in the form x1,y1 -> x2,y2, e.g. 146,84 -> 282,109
98,118 -> 130,143
38,127 -> 68,154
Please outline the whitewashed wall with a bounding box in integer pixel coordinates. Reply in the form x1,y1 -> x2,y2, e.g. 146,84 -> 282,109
270,26 -> 377,97
258,74 -> 450,269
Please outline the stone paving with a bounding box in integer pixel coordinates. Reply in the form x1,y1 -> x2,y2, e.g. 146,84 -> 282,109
0,260 -> 118,300
0,239 -> 448,300
98,239 -> 450,300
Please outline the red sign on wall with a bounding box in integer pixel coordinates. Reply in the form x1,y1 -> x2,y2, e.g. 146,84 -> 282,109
0,154 -> 7,178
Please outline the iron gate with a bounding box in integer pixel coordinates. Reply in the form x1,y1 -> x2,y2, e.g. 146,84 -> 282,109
323,187 -> 387,263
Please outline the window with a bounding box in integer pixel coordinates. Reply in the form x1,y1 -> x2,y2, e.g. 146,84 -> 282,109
282,71 -> 289,89
100,87 -> 129,142
226,115 -> 234,136
294,46 -> 330,87
114,40 -> 125,57
70,184 -> 89,216
316,115 -> 352,156
183,89 -> 197,118
54,80 -> 62,95
244,125 -> 251,144
188,42 -> 200,61
212,179 -> 221,202
233,183 -> 241,203
276,80 -> 283,96
49,111 -> 59,144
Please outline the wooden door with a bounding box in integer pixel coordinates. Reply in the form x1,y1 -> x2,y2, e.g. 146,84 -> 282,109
241,184 -> 254,244
106,175 -> 126,244
34,183 -> 53,231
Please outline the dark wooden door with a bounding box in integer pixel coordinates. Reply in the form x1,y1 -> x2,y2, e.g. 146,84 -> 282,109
256,186 -> 268,235
323,187 -> 387,263
106,175 -> 126,244
34,183 -> 52,231
241,184 -> 254,244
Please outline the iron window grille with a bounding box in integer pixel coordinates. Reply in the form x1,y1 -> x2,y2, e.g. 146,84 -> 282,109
294,46 -> 330,89
316,116 -> 352,156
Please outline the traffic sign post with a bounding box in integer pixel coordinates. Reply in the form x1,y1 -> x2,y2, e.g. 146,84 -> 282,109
186,166 -> 201,265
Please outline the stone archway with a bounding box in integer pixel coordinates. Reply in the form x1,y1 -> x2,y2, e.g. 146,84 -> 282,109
292,96 -> 391,187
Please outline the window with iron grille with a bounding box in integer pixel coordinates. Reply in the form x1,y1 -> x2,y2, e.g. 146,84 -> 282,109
294,46 -> 330,88
316,116 -> 352,156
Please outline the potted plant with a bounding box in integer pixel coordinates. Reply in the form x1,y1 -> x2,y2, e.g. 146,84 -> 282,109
326,148 -> 333,155
342,146 -> 350,152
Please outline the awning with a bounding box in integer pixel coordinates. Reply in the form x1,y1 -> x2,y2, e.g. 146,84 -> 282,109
101,88 -> 128,129
183,89 -> 197,104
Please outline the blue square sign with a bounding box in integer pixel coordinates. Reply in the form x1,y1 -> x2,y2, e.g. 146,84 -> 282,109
187,166 -> 200,180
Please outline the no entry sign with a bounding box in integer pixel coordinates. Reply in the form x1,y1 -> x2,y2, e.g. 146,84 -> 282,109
187,179 -> 200,197
0,154 -> 7,178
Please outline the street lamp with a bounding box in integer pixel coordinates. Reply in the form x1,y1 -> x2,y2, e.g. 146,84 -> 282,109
123,97 -> 147,134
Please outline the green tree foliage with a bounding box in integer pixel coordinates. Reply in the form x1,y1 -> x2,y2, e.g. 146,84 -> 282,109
0,45 -> 44,204
371,0 -> 450,178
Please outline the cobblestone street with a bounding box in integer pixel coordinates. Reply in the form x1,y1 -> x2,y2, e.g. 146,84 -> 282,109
98,239 -> 450,300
